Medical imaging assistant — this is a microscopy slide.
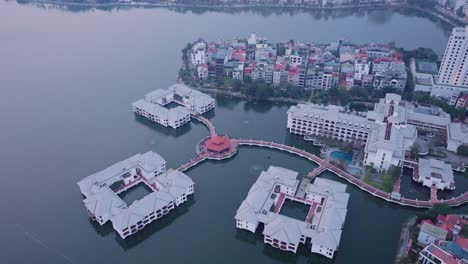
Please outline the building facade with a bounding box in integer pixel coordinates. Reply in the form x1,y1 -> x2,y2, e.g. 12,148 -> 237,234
438,26 -> 468,88
235,166 -> 349,259
77,151 -> 195,239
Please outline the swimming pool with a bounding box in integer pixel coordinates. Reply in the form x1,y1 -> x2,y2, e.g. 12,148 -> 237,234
330,151 -> 353,164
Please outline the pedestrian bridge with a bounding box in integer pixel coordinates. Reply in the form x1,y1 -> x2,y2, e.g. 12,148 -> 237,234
178,116 -> 468,209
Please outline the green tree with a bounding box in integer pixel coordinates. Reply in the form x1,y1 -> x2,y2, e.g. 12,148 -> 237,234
462,225 -> 468,237
410,143 -> 420,160
456,6 -> 465,18
457,144 -> 468,156
231,79 -> 242,92
433,130 -> 447,148
181,43 -> 193,64
418,203 -> 451,223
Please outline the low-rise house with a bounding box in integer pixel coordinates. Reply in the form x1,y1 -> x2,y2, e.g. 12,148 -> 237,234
197,64 -> 209,80
419,244 -> 467,264
190,41 -> 207,66
455,94 -> 468,109
418,221 -> 449,246
437,215 -> 468,239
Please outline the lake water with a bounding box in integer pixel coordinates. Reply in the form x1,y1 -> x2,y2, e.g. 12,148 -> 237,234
0,2 -> 465,263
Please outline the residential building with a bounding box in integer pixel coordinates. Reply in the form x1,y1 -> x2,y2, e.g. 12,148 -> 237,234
418,221 -> 449,246
455,93 -> 468,108
419,244 -> 468,264
438,26 -> 468,88
354,54 -> 371,84
190,41 -> 207,66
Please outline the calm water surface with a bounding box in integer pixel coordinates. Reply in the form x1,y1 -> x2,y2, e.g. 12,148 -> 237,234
0,2 -> 466,263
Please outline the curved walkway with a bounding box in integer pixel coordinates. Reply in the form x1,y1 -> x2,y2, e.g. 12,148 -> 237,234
236,139 -> 468,208
191,114 -> 216,137
177,116 -> 468,208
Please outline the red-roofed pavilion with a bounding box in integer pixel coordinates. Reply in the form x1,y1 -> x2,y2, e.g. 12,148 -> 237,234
205,136 -> 231,153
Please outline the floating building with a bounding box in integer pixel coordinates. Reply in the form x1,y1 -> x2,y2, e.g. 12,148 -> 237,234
417,158 -> 455,191
132,83 -> 215,128
77,151 -> 194,239
235,166 -> 349,259
144,83 -> 215,115
132,99 -> 190,129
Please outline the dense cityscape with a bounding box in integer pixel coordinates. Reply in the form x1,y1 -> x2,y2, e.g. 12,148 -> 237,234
3,1 -> 468,264
177,27 -> 468,263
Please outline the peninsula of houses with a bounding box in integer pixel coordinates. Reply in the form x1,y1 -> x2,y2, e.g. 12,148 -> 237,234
77,25 -> 468,262
186,33 -> 407,91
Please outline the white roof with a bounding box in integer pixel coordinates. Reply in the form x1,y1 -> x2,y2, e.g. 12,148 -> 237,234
235,166 -> 299,223
170,83 -> 215,109
236,166 -> 350,252
112,190 -> 174,231
365,123 -> 417,159
144,89 -> 174,104
418,158 -> 454,185
406,104 -> 450,127
143,84 -> 214,112
448,123 -> 468,145
235,200 -> 260,224
83,188 -> 126,223
307,178 -> 350,204
367,97 -> 406,124
263,214 -> 305,245
154,169 -> 195,198
77,152 -> 197,234
310,229 -> 343,251
77,151 -> 166,197
132,99 -> 190,122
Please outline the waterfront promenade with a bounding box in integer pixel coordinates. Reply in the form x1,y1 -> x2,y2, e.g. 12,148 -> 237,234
177,115 -> 468,209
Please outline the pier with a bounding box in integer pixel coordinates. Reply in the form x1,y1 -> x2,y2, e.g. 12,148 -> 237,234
177,115 -> 468,209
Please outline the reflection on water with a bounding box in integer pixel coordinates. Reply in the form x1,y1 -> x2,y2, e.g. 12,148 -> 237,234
243,100 -> 275,113
400,167 -> 468,201
11,0 -> 452,32
283,133 -> 321,156
134,114 -> 192,138
90,196 -> 196,250
214,95 -> 242,110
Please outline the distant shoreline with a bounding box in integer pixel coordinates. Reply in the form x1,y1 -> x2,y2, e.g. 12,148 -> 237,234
16,0 -> 466,27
